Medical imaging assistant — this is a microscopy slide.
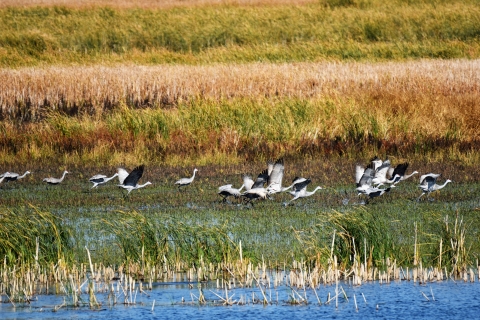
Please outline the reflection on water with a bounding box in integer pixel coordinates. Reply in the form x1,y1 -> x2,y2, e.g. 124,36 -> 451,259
1,280 -> 479,320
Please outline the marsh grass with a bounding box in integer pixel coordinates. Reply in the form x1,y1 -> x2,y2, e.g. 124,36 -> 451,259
0,205 -> 73,266
0,60 -> 479,167
0,161 -> 478,301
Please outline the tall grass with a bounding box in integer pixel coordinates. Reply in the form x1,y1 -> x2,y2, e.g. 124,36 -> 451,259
100,211 -> 239,268
0,206 -> 73,266
0,1 -> 479,66
0,60 -> 478,166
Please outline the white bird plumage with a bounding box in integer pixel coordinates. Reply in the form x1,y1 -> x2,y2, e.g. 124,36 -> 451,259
116,167 -> 130,185
175,168 -> 198,189
218,184 -> 245,202
3,171 -> 31,183
117,165 -> 152,195
43,170 -> 69,185
89,172 -> 119,189
266,158 -> 291,194
285,177 -> 322,205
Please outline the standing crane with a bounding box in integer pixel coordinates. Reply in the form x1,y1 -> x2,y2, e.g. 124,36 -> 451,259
175,168 -> 198,190
43,170 -> 69,185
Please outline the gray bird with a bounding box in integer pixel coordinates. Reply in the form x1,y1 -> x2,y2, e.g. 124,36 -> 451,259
89,172 -> 119,189
218,184 -> 245,202
285,177 -> 322,206
117,165 -> 152,195
3,171 -> 31,183
417,173 -> 451,201
175,168 -> 198,190
43,170 -> 69,185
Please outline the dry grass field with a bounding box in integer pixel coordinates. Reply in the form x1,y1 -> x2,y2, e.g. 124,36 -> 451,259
0,59 -> 479,167
0,0 -> 317,9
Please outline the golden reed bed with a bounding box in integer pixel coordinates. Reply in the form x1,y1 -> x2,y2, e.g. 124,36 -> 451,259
0,0 -> 317,9
1,59 -> 479,137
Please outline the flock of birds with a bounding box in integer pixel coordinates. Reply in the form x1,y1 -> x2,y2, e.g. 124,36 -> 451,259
354,156 -> 452,203
0,156 -> 452,205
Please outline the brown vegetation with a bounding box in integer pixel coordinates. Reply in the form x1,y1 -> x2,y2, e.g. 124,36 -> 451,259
0,59 -> 479,166
0,0 -> 317,9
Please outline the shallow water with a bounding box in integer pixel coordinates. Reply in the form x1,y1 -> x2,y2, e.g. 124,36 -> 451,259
2,280 -> 479,320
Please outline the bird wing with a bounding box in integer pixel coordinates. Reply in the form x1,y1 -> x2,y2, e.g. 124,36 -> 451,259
358,168 -> 374,187
242,174 -> 255,191
355,165 -> 365,184
369,156 -> 382,170
291,176 -> 307,185
90,174 -> 107,181
117,168 -> 130,185
4,172 -> 18,178
267,159 -> 275,177
293,178 -> 311,192
252,169 -> 269,188
267,158 -> 284,187
391,163 -> 409,179
218,184 -> 233,191
123,165 -> 144,186
419,173 -> 440,185
374,161 -> 391,179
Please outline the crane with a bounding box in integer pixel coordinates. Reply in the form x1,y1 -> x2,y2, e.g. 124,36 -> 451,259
43,170 -> 69,185
175,168 -> 198,190
417,173 -> 452,201
285,177 -> 322,206
89,172 -> 119,189
118,165 -> 152,195
3,171 -> 31,183
218,184 -> 244,202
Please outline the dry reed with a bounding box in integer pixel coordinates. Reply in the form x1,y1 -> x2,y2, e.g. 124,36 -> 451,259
0,59 -> 479,166
0,0 -> 318,9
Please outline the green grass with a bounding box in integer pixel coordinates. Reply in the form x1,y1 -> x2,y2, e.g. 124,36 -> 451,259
1,1 -> 480,67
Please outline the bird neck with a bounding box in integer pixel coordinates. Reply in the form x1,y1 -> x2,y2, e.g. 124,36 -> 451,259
307,187 -> 322,196
404,172 -> 418,180
61,171 -> 68,181
19,171 -> 30,179
438,181 -> 451,189
138,182 -> 151,188
107,173 -> 118,181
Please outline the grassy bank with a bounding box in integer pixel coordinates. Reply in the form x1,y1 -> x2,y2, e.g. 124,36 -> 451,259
0,60 -> 478,167
1,0 -> 480,67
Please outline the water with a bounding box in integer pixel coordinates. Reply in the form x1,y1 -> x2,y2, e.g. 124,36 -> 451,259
2,280 -> 479,319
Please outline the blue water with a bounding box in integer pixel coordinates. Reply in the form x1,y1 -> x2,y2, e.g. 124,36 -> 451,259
1,280 -> 480,319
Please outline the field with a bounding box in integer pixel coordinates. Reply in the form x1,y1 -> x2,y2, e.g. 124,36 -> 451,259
0,0 -> 480,300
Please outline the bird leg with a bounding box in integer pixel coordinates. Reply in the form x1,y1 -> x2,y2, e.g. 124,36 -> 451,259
416,193 -> 426,202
